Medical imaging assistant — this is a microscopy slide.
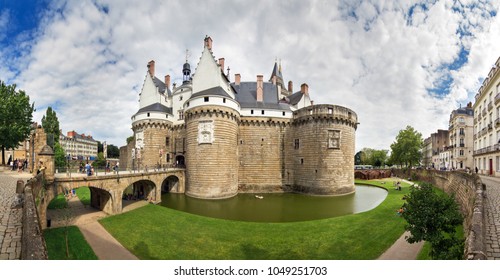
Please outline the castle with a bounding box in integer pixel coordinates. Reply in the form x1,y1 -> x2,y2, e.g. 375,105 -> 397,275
120,36 -> 358,199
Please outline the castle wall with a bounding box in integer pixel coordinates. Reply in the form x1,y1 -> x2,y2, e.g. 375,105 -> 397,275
132,120 -> 172,169
287,105 -> 358,195
184,105 -> 240,199
237,118 -> 290,192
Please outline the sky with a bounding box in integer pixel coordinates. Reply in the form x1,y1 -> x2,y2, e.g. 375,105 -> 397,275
1,0 -> 500,151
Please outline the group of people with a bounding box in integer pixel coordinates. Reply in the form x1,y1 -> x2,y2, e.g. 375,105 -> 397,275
7,157 -> 28,173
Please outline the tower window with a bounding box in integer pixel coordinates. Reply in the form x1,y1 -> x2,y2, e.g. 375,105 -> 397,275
204,97 -> 209,102
261,110 -> 265,115
223,98 -> 226,103
179,95 -> 183,101
301,158 -> 304,165
251,110 -> 254,114
282,111 -> 285,116
147,113 -> 150,117
294,139 -> 300,149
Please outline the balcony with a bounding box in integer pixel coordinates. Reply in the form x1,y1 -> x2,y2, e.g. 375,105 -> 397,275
482,108 -> 487,116
496,118 -> 500,128
488,102 -> 493,111
473,144 -> 500,156
459,143 -> 465,147
488,123 -> 493,131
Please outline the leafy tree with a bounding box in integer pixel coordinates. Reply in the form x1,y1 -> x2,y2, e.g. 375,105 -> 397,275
92,152 -> 106,168
54,142 -> 67,169
0,81 -> 35,165
41,106 -> 60,145
107,144 -> 120,158
354,151 -> 364,165
401,183 -> 464,259
355,148 -> 388,167
126,136 -> 134,144
371,149 -> 388,167
389,125 -> 423,169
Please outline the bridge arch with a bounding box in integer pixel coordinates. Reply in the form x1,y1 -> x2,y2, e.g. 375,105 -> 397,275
161,175 -> 181,193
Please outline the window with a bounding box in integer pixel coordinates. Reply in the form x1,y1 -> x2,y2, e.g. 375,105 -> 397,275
460,150 -> 464,156
223,98 -> 226,103
166,137 -> 170,146
178,110 -> 184,120
261,110 -> 265,115
204,97 -> 209,102
282,111 -> 285,116
147,113 -> 150,117
294,139 -> 300,149
328,108 -> 333,114
301,158 -> 304,164
179,95 -> 183,101
251,110 -> 254,114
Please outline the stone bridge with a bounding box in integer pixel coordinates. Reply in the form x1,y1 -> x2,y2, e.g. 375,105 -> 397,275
38,169 -> 185,229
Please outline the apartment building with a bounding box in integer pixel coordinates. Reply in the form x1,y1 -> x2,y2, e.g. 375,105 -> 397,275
473,56 -> 500,176
448,103 -> 474,170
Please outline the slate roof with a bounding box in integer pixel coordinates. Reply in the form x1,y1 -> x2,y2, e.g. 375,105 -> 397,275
190,86 -> 232,99
152,76 -> 172,95
232,82 -> 291,110
286,91 -> 304,106
135,102 -> 173,115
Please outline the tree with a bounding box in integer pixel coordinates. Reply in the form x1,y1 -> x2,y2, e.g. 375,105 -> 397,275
401,183 -> 464,259
126,136 -> 134,144
54,142 -> 67,169
371,149 -> 388,167
0,81 -> 35,165
389,125 -> 423,169
107,144 -> 120,158
41,106 -> 60,146
355,148 -> 388,167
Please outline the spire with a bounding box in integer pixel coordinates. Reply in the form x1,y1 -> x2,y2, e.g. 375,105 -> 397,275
183,49 -> 191,82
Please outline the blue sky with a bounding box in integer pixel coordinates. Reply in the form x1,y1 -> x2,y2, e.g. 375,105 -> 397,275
1,0 -> 500,150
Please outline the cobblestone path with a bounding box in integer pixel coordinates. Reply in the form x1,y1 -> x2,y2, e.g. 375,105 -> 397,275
479,175 -> 500,260
0,170 -> 31,260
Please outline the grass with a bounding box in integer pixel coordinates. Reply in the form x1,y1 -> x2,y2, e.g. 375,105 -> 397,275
100,178 -> 412,259
43,226 -> 98,260
75,187 -> 91,205
47,193 -> 67,209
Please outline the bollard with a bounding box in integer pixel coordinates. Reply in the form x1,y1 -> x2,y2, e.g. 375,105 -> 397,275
12,180 -> 25,208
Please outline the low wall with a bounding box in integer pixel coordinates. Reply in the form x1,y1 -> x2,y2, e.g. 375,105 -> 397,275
392,169 -> 486,260
22,174 -> 48,260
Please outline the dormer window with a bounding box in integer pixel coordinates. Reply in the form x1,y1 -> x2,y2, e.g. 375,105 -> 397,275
204,97 -> 209,102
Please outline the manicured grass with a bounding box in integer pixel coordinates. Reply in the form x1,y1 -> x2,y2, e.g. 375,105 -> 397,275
43,226 -> 98,260
47,194 -> 67,209
417,242 -> 431,260
75,187 -> 91,205
100,179 -> 411,259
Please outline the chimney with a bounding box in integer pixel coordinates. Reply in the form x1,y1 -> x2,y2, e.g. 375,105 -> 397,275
204,36 -> 213,50
300,83 -> 309,95
147,60 -> 155,77
257,75 -> 264,102
218,58 -> 225,72
235,74 -> 241,85
165,75 -> 171,89
288,80 -> 293,92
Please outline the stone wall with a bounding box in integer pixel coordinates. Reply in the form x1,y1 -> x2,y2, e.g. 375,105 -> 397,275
287,105 -> 358,195
22,174 -> 48,259
132,120 -> 172,169
393,169 -> 486,260
238,118 -> 289,192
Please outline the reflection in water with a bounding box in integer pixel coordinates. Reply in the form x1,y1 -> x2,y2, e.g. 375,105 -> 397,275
160,186 -> 387,222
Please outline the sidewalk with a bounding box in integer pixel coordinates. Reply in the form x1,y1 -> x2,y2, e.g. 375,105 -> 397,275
48,195 -> 144,260
377,231 -> 424,260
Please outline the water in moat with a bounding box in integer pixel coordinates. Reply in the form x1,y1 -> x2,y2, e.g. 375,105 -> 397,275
160,185 -> 387,222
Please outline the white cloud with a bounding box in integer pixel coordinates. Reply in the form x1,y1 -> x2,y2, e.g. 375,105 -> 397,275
4,0 -> 500,151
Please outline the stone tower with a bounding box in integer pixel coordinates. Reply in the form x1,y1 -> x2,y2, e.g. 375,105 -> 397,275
184,36 -> 241,199
288,104 -> 358,195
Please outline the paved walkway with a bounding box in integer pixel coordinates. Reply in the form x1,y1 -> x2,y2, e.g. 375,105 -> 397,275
479,175 -> 500,260
378,231 -> 424,260
0,168 -> 32,260
48,195 -> 146,260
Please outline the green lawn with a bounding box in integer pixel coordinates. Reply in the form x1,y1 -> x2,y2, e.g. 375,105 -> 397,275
100,179 -> 411,259
47,193 -> 67,209
75,187 -> 91,205
43,226 -> 98,260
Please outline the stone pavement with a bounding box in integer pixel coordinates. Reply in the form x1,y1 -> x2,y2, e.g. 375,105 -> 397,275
0,168 -> 32,260
479,175 -> 500,260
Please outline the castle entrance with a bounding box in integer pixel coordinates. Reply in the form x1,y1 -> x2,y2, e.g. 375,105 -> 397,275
175,155 -> 185,167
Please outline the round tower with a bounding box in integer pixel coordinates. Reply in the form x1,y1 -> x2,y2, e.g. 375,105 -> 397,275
184,102 -> 240,199
290,104 -> 358,195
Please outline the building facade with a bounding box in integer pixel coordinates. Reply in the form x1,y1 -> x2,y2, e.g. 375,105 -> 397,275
59,130 -> 99,161
448,103 -> 474,170
473,56 -> 500,176
120,36 -> 358,198
426,129 -> 449,169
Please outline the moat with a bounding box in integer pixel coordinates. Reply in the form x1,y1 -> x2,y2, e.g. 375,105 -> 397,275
160,185 -> 387,222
